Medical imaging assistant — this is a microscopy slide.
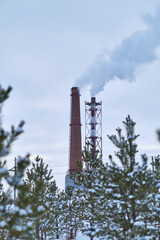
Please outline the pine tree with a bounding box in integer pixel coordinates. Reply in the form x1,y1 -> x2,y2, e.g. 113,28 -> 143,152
71,143 -> 107,240
0,183 -> 10,239
106,115 -> 156,239
148,155 -> 160,239
6,155 -> 36,240
46,189 -> 66,239
0,85 -> 35,239
24,155 -> 56,240
63,185 -> 84,239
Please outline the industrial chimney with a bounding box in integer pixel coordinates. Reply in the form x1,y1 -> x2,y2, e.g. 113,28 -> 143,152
65,87 -> 82,189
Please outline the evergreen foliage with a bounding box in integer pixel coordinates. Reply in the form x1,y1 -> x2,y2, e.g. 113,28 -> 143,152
70,116 -> 160,240
149,155 -> 160,239
0,85 -> 33,239
46,189 -> 66,239
72,143 -> 108,240
106,115 -> 160,239
23,155 -> 57,239
64,185 -> 84,239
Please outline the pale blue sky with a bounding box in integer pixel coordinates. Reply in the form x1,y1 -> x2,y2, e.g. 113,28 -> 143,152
0,0 -> 160,189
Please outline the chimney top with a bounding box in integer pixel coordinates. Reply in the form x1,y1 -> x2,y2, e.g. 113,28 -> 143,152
71,87 -> 80,95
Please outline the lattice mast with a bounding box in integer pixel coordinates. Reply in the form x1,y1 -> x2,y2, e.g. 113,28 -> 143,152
85,97 -> 102,157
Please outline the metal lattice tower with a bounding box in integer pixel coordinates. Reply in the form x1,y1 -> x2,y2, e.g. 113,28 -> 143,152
85,97 -> 102,157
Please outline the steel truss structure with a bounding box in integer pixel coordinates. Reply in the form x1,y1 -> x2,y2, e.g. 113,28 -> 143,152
85,97 -> 102,157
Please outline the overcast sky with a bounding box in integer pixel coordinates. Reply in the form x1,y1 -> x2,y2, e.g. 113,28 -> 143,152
1,0 -> 160,189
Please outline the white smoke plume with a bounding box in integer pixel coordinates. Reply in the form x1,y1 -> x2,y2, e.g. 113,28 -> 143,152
75,7 -> 160,96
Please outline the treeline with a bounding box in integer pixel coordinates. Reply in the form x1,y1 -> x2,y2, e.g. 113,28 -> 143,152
0,85 -> 160,240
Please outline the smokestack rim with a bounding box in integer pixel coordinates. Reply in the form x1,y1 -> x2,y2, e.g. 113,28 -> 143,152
71,86 -> 80,96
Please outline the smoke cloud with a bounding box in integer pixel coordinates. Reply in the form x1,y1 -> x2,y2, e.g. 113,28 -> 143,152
75,7 -> 160,96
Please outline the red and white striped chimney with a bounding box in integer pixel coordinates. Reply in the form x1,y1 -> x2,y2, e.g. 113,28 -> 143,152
69,87 -> 82,172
